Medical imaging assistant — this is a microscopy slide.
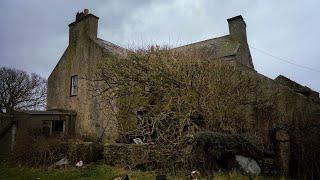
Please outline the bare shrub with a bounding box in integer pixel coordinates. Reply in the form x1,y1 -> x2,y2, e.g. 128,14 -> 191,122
10,132 -> 68,167
94,47 -> 271,145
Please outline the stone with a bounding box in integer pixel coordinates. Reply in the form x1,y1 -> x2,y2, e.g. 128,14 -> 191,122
275,129 -> 290,142
235,155 -> 261,175
275,129 -> 290,175
48,157 -> 69,169
55,157 -> 69,166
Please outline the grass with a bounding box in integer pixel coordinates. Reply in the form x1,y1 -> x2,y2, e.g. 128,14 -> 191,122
0,162 -> 284,180
0,162 -> 155,180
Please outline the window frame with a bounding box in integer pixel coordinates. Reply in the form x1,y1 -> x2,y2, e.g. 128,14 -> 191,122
70,75 -> 78,96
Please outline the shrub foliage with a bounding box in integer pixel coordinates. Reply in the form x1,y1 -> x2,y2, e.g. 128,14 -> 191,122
95,48 -> 270,144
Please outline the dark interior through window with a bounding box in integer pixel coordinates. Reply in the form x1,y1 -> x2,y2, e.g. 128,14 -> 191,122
52,121 -> 64,132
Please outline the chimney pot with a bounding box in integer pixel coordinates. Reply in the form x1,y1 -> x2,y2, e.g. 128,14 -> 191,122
69,10 -> 99,45
84,9 -> 89,15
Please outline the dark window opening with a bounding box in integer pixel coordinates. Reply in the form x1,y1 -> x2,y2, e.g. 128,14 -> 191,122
71,75 -> 78,96
42,120 -> 51,136
52,121 -> 64,132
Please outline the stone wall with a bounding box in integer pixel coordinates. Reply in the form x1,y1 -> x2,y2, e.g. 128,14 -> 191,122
47,12 -> 120,141
0,114 -> 15,155
275,75 -> 319,103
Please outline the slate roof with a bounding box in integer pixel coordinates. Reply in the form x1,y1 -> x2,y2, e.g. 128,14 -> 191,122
173,35 -> 240,59
92,35 -> 239,60
92,38 -> 128,56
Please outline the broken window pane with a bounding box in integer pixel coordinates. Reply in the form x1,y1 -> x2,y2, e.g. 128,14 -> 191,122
71,75 -> 78,96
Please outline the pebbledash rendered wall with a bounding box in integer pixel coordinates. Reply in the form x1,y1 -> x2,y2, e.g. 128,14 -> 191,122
47,12 -> 125,141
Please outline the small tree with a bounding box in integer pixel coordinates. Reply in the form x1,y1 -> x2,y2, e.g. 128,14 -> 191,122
0,67 -> 47,114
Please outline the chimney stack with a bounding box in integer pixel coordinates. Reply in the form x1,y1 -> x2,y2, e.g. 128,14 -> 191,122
227,15 -> 254,69
68,9 -> 99,45
83,9 -> 89,15
227,15 -> 248,44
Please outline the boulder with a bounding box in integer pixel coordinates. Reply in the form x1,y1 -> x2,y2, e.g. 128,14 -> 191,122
235,155 -> 261,175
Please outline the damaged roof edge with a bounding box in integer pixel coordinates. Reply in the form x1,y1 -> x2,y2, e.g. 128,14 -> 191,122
90,38 -> 129,56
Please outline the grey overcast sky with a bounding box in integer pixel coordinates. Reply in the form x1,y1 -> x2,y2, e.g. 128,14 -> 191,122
0,0 -> 319,91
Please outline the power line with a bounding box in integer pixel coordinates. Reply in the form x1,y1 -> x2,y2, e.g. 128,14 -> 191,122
249,45 -> 320,73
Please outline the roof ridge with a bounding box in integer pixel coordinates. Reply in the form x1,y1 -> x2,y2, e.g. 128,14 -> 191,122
173,35 -> 230,50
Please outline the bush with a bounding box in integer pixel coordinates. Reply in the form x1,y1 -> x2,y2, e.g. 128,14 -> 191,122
95,47 -> 270,145
67,142 -> 103,164
10,134 -> 68,167
189,132 -> 262,174
10,131 -> 104,167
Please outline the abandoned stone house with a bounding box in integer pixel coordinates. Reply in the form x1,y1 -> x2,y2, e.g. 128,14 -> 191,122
46,10 -> 320,175
46,9 -> 320,140
46,10 -> 259,141
1,9 -> 320,169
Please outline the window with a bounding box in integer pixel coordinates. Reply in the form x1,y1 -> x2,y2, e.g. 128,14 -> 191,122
42,120 -> 65,136
42,120 -> 51,136
70,75 -> 78,96
52,121 -> 64,133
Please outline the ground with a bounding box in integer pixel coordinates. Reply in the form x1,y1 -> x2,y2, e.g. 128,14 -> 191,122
0,162 -> 283,180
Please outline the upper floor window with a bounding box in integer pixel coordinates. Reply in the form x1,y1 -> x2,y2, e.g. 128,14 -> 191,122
70,75 -> 78,96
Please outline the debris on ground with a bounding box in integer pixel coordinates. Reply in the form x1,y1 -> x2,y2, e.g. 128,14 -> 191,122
191,170 -> 200,180
133,138 -> 145,145
48,157 -> 69,169
75,160 -> 83,167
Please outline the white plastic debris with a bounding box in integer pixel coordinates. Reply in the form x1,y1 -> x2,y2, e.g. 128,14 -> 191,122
48,157 -> 69,169
235,155 -> 261,175
55,157 -> 69,166
75,160 -> 83,167
133,138 -> 145,145
191,170 -> 200,180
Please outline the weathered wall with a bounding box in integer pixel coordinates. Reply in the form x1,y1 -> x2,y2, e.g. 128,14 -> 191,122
0,114 -> 15,155
240,71 -> 320,148
47,14 -> 119,141
227,16 -> 254,69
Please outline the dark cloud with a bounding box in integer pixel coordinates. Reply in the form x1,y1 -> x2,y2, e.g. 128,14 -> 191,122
0,0 -> 319,91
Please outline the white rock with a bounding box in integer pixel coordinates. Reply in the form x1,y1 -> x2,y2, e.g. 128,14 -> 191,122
55,157 -> 69,166
235,155 -> 261,175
